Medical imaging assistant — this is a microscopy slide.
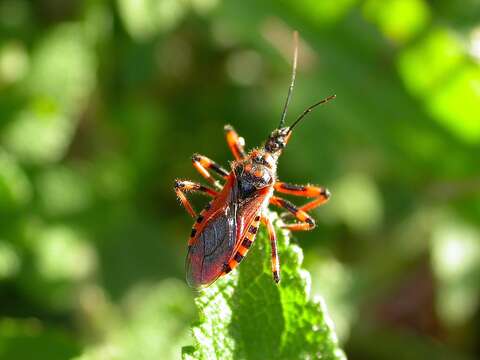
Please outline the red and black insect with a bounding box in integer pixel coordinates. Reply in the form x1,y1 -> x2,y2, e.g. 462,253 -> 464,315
174,32 -> 335,289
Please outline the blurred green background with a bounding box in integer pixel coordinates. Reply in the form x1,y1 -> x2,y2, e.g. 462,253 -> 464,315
1,0 -> 480,359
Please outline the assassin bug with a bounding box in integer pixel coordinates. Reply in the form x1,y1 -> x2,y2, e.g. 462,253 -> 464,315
174,32 -> 335,288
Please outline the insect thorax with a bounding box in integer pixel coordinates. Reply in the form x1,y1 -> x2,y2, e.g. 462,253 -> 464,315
234,153 -> 276,200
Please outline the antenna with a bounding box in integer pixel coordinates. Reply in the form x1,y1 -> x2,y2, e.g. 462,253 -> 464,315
278,31 -> 299,129
288,94 -> 336,132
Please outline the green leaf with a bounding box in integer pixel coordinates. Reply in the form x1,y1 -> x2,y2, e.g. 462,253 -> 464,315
182,212 -> 346,360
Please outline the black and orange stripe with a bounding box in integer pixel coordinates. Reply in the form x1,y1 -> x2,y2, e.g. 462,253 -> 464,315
274,182 -> 330,199
269,195 -> 316,231
192,154 -> 229,177
223,214 -> 261,274
274,182 -> 330,214
187,202 -> 212,246
191,154 -> 228,190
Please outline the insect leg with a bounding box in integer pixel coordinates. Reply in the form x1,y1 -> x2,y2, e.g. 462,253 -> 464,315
224,125 -> 246,160
261,215 -> 280,283
174,180 -> 217,218
269,195 -> 315,231
274,182 -> 331,212
192,154 -> 228,190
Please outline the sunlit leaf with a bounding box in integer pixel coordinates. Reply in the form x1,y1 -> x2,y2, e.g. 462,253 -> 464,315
427,65 -> 480,143
363,0 -> 430,43
398,28 -> 465,97
183,213 -> 345,360
398,27 -> 480,143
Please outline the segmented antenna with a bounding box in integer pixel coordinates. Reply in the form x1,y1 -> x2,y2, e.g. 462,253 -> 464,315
288,94 -> 336,132
278,31 -> 299,129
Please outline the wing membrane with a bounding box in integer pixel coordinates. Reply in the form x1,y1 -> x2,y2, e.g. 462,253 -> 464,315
186,207 -> 236,288
186,176 -> 268,288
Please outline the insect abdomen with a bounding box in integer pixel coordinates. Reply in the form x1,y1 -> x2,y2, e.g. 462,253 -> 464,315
223,215 -> 261,274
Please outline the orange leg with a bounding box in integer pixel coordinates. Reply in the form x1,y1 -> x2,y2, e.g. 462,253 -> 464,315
224,125 -> 246,160
274,182 -> 330,212
262,215 -> 280,283
192,154 -> 229,190
174,180 -> 217,218
270,195 -> 315,231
